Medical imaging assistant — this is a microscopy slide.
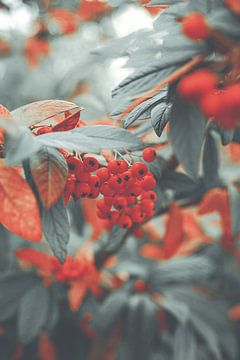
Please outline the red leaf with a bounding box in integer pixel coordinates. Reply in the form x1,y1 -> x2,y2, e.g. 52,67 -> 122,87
224,0 -> 240,15
15,248 -> 52,271
140,243 -> 164,260
38,334 -> 56,360
0,166 -> 42,241
49,8 -> 80,35
163,203 -> 184,259
52,109 -> 82,132
68,281 -> 87,311
198,188 -> 231,238
30,147 -> 68,209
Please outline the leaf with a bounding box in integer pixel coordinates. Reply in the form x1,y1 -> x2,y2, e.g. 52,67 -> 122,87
203,132 -> 219,188
68,281 -> 87,312
163,203 -> 184,259
149,256 -> 215,289
42,199 -> 70,263
123,92 -> 167,129
160,297 -> 190,324
94,290 -> 128,334
160,170 -> 199,198
0,104 -> 18,137
52,109 -> 82,132
151,102 -> 171,137
225,0 -> 240,15
12,100 -> 80,127
140,243 -> 164,260
173,325 -> 197,360
169,97 -> 206,178
207,7 -> 240,37
15,248 -> 52,272
219,128 -> 234,146
18,284 -> 51,343
229,185 -> 240,236
0,166 -> 42,242
124,295 -> 157,360
0,272 -> 37,321
30,147 -> 68,209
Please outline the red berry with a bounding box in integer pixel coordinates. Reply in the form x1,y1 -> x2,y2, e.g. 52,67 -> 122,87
131,162 -> 148,179
83,156 -> 99,172
100,183 -> 115,196
96,167 -> 110,183
89,175 -> 101,190
118,214 -> 133,229
200,90 -> 223,117
113,196 -> 127,211
131,206 -> 145,223
108,175 -> 124,191
75,169 -> 90,182
74,183 -> 90,199
182,12 -> 211,40
141,199 -> 155,211
108,211 -> 120,224
108,160 -> 128,174
87,188 -> 100,199
122,170 -> 135,186
141,191 -> 157,202
134,279 -> 147,292
127,196 -> 137,205
97,210 -> 109,219
142,147 -> 156,162
104,196 -> 114,206
66,174 -> 76,194
127,185 -> 142,196
36,126 -> 53,135
133,227 -> 144,239
141,176 -> 156,191
177,69 -> 218,102
67,157 -> 84,173
96,198 -> 111,213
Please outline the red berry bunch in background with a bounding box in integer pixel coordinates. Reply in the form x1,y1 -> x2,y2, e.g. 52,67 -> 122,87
63,155 -> 100,204
50,256 -> 87,282
182,12 -> 211,41
178,68 -> 240,129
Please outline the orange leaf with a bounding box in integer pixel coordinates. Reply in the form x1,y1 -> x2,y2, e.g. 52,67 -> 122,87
140,243 -> 164,260
224,0 -> 240,15
24,36 -> 50,68
163,203 -> 184,259
38,334 -> 56,360
15,248 -> 52,272
49,8 -> 80,34
229,304 -> 240,320
52,109 -> 82,132
30,147 -> 68,209
78,0 -> 111,21
68,281 -> 87,311
198,188 -> 231,238
0,166 -> 42,241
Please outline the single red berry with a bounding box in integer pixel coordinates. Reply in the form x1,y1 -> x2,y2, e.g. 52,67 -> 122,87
127,196 -> 137,206
96,198 -> 111,213
87,188 -> 100,199
83,156 -> 99,172
74,183 -> 90,199
108,211 -> 120,224
141,191 -> 157,202
118,214 -> 133,229
142,147 -> 156,162
107,160 -> 128,174
134,279 -> 147,292
113,196 -> 127,211
104,196 -> 114,206
200,90 -> 223,118
131,206 -> 145,223
36,126 -> 53,135
141,176 -> 156,191
108,175 -> 124,191
131,162 -> 148,179
97,210 -> 109,219
177,69 -> 218,102
127,185 -> 142,196
122,170 -> 135,186
141,199 -> 155,211
96,167 -> 110,183
133,227 -> 144,239
89,175 -> 101,189
182,12 -> 211,40
75,169 -> 90,182
100,183 -> 115,196
67,157 -> 84,173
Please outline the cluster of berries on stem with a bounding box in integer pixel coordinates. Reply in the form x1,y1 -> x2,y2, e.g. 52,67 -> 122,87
62,147 -> 158,230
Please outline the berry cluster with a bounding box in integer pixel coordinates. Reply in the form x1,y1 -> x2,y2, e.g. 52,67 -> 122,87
182,12 -> 211,41
63,147 -> 157,230
178,69 -> 240,129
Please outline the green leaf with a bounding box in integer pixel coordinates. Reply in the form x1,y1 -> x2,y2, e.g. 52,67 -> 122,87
229,185 -> 240,237
169,97 -> 206,178
173,325 -> 197,360
151,102 -> 171,137
203,132 -> 219,188
42,199 -> 70,263
30,147 -> 68,209
18,284 -> 51,343
0,272 -> 37,321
